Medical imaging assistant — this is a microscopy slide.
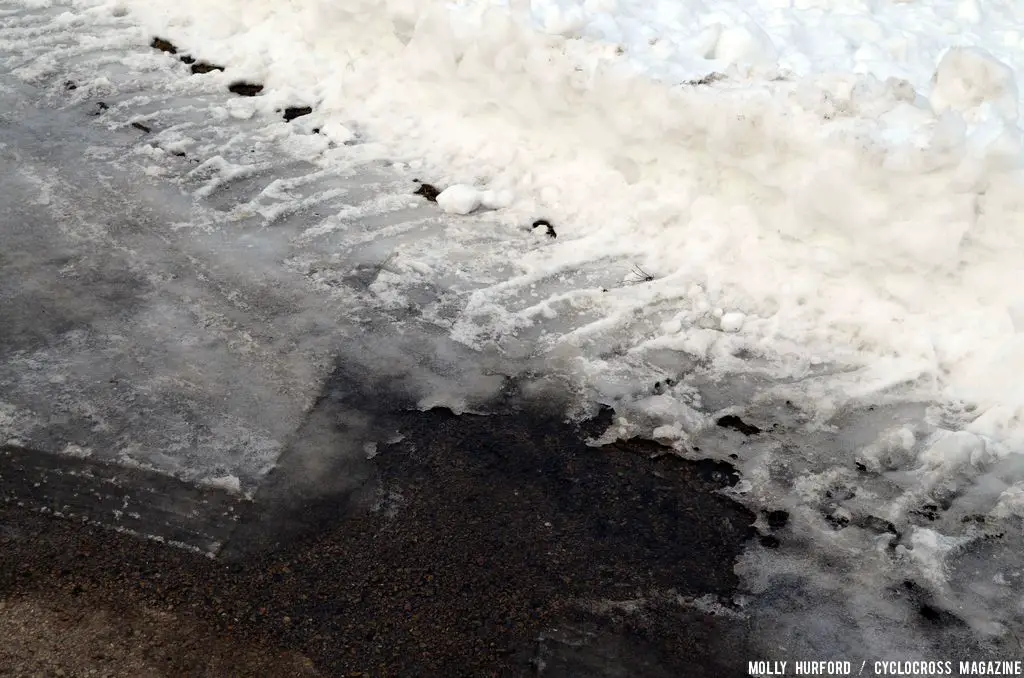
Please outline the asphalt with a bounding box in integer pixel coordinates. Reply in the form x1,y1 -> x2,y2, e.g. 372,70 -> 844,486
1,377 -> 757,676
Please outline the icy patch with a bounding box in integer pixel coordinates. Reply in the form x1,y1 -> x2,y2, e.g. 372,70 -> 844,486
363,442 -> 378,460
719,312 -> 745,334
61,443 -> 93,459
992,483 -> 1024,519
320,121 -> 355,144
199,474 -> 242,494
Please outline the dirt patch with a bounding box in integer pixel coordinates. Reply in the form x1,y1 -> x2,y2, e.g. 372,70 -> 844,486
190,62 -> 225,75
0,591 -> 317,677
283,107 -> 313,122
412,180 -> 440,202
150,37 -> 176,55
228,83 -> 264,97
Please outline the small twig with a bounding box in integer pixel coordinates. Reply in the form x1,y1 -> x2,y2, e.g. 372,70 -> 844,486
372,252 -> 398,280
682,72 -> 726,87
356,252 -> 398,290
628,264 -> 654,283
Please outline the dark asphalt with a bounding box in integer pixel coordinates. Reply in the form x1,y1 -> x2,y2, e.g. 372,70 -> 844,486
0,367 -> 757,676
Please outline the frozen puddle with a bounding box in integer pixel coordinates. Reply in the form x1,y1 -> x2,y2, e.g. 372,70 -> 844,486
2,0 -> 1024,664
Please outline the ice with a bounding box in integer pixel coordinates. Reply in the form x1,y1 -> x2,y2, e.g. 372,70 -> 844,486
200,474 -> 242,493
539,4 -> 587,38
956,0 -> 983,24
906,528 -> 972,588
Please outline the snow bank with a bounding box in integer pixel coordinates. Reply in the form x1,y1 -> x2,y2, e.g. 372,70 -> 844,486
105,0 -> 1024,433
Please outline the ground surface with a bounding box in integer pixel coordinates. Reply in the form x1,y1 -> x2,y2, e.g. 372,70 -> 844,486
1,403 -> 755,677
2,3 -> 1018,673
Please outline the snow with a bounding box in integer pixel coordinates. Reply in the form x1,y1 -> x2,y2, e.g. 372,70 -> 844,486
7,0 -> 1024,661
200,474 -> 242,494
930,47 -> 1019,123
435,183 -> 515,213
99,1 -> 1024,448
319,122 -> 355,145
436,183 -> 482,214
719,311 -> 745,333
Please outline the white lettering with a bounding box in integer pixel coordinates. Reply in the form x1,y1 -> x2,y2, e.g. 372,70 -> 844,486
874,660 -> 954,675
795,661 -> 852,674
960,661 -> 1023,675
748,661 -> 787,675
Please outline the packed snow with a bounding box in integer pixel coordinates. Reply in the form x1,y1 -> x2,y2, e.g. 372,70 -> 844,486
6,0 -> 1024,662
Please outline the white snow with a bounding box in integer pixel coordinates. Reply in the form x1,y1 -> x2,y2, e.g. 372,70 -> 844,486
436,183 -> 482,214
719,311 -> 745,333
320,121 -> 355,145
435,183 -> 513,213
9,0 -> 1024,660
930,47 -> 1019,123
480,188 -> 514,209
992,482 -> 1024,519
